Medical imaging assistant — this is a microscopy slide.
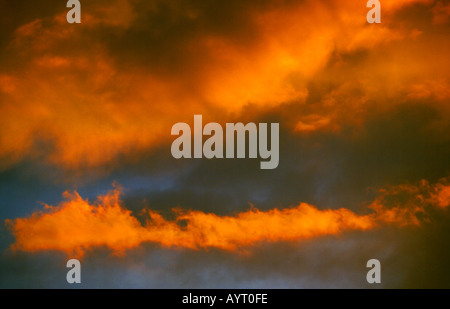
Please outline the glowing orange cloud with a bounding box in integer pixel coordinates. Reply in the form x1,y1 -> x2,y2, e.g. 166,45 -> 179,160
5,189 -> 373,258
433,183 -> 450,208
1,0 -> 447,171
6,178 -> 449,258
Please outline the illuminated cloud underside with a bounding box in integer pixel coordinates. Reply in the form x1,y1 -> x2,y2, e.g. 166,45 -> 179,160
6,178 -> 449,258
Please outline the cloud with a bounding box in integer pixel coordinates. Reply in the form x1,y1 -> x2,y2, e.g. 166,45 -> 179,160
294,115 -> 332,133
5,177 -> 449,258
1,0 -> 450,289
407,79 -> 450,101
1,0 -> 447,172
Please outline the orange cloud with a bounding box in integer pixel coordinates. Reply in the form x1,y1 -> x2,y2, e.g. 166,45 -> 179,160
430,182 -> 450,208
6,178 -> 449,258
294,115 -> 332,133
1,0 -> 448,171
407,79 -> 450,101
4,188 -> 373,258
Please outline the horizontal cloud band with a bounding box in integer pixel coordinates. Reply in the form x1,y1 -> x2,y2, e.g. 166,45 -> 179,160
5,178 -> 449,258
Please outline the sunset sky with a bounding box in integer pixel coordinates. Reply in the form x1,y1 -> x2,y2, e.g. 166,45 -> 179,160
1,0 -> 450,288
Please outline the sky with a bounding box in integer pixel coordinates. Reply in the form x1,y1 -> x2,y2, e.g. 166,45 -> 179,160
0,0 -> 450,288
